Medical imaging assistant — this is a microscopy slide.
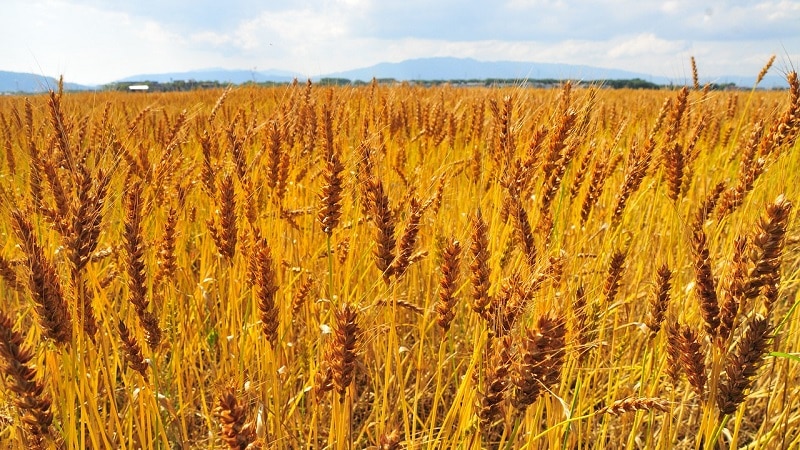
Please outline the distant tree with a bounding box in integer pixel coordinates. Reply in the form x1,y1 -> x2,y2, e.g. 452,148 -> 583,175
319,78 -> 352,86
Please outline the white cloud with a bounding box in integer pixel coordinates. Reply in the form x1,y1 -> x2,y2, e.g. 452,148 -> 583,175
137,20 -> 183,45
660,1 -> 683,14
190,31 -> 234,47
506,0 -> 566,9
1,0 -> 798,85
607,33 -> 686,58
235,8 -> 350,49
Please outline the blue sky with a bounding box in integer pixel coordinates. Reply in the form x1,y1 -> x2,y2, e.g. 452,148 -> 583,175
2,0 -> 799,85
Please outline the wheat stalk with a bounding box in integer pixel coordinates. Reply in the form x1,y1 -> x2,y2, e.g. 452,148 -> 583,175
717,316 -> 772,416
317,107 -> 344,236
368,178 -> 396,284
326,303 -> 360,403
511,313 -> 566,411
215,385 -> 260,449
479,335 -> 511,428
0,308 -> 56,449
10,210 -> 72,345
391,197 -> 422,278
124,184 -> 161,349
117,319 -> 149,382
645,264 -> 672,336
678,324 -> 707,399
755,55 -> 776,86
436,238 -> 462,332
469,209 -> 491,318
254,238 -> 279,346
601,397 -> 670,415
691,221 -> 720,338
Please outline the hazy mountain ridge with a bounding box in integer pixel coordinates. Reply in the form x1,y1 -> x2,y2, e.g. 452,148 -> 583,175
322,57 -> 667,83
321,57 -> 788,88
0,70 -> 93,93
116,68 -> 301,84
1,58 -> 791,93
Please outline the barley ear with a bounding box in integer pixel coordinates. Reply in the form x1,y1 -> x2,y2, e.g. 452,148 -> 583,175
717,316 -> 772,416
678,324 -> 707,399
755,55 -> 776,86
601,397 -> 670,415
645,264 -> 672,336
690,56 -> 700,90
317,108 -> 345,235
479,335 -> 511,428
254,238 -> 279,346
691,222 -> 720,337
368,179 -> 396,283
124,185 -> 162,350
602,250 -> 626,306
511,313 -> 567,411
391,197 -> 422,279
326,303 -> 360,403
0,308 -> 57,449
117,319 -> 149,382
436,238 -> 462,332
469,209 -> 491,318
10,210 -> 72,345
215,385 -> 260,450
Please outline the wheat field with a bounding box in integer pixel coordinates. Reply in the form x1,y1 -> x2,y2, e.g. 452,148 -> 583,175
0,65 -> 799,450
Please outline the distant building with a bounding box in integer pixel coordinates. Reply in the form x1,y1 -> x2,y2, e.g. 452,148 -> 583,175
128,84 -> 149,92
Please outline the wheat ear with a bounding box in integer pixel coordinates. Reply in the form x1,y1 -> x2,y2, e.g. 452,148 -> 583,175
0,308 -> 56,449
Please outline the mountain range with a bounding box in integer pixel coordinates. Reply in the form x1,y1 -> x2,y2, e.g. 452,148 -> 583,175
1,57 -> 790,93
325,57 -> 667,83
115,68 -> 299,84
0,70 -> 93,93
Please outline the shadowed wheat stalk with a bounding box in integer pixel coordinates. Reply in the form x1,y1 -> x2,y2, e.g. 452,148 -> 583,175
436,238 -> 462,332
124,184 -> 161,350
0,308 -> 57,449
324,303 -> 360,403
215,385 -> 261,450
511,313 -> 566,411
10,210 -> 72,345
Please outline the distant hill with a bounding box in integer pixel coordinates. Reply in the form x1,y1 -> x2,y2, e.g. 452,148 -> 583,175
0,71 -> 93,93
115,59 -> 672,86
322,57 -> 791,89
702,74 -> 787,90
2,58 -> 792,93
107,58 -> 795,89
118,68 -> 301,84
321,57 -> 673,84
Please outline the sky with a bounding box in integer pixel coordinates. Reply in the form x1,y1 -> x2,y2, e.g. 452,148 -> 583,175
2,0 -> 799,85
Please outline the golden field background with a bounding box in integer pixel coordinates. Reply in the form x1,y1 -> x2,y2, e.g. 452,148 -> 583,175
0,69 -> 799,449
